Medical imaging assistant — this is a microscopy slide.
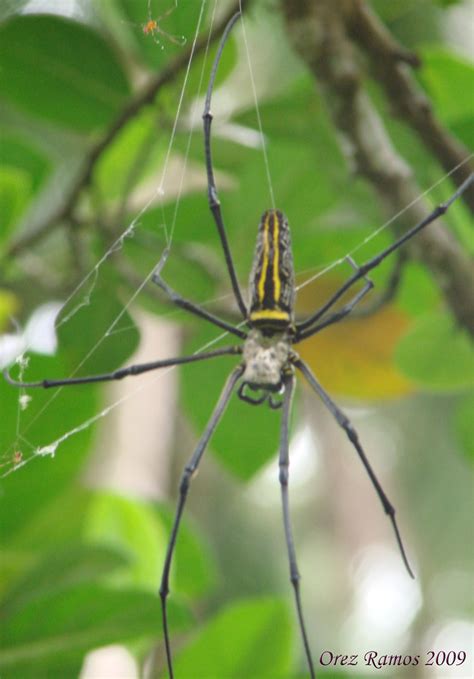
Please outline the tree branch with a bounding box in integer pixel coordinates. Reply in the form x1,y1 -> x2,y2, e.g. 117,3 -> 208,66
4,0 -> 246,260
281,0 -> 474,337
350,0 -> 474,212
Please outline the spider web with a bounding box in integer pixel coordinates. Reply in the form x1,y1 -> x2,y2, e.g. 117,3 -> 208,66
0,0 -> 228,476
1,0 -> 472,478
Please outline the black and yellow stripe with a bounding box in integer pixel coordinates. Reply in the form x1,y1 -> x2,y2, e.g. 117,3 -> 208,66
248,209 -> 295,331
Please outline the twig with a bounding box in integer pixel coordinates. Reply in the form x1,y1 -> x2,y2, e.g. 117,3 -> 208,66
4,0 -> 246,260
281,0 -> 474,336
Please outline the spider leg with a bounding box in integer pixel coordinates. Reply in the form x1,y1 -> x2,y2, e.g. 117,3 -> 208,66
296,257 -> 374,341
237,382 -> 267,405
158,5 -> 177,21
268,392 -> 284,409
296,172 -> 474,334
160,365 -> 243,679
3,346 -> 242,389
152,271 -> 247,340
202,12 -> 248,319
152,20 -> 186,47
350,250 -> 407,319
295,358 -> 415,579
279,372 -> 316,679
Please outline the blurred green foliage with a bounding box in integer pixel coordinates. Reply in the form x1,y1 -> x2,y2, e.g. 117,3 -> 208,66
0,0 -> 472,677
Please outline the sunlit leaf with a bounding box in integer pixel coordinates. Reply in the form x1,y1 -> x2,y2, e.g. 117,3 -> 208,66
0,289 -> 18,329
84,492 -> 168,591
95,109 -> 167,201
0,167 -> 31,245
171,597 -> 292,679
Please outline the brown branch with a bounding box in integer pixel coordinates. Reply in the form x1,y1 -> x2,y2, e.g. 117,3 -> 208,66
4,0 -> 246,260
350,0 -> 474,211
281,0 -> 474,337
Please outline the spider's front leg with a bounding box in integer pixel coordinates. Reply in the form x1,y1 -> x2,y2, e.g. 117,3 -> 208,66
151,268 -> 247,340
202,12 -> 248,319
296,172 -> 474,340
295,256 -> 374,341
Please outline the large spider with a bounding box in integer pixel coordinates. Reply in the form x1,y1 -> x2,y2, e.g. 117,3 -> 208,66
5,11 -> 473,679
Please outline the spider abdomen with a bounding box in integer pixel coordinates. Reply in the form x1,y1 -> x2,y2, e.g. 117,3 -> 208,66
248,209 -> 295,331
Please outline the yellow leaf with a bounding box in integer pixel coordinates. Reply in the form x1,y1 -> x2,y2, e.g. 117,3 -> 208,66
295,274 -> 413,400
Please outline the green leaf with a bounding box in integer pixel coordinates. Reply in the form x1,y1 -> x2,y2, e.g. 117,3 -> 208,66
0,584 -> 188,677
0,135 -> 50,194
420,48 -> 474,125
84,492 -> 168,591
171,597 -> 293,679
95,109 -> 167,201
0,15 -> 130,132
395,312 -> 474,390
0,544 -> 129,618
57,278 -> 140,376
159,506 -> 216,600
454,392 -> 474,461
181,324 -> 281,480
0,354 -> 100,536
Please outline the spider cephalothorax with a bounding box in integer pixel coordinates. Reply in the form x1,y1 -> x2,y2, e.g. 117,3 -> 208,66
242,329 -> 293,387
239,327 -> 296,408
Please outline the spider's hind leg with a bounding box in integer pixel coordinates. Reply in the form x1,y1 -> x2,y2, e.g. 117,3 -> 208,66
160,366 -> 243,679
295,358 -> 414,579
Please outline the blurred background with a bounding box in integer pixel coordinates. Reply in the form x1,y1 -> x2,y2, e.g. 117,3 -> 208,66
0,1 -> 473,678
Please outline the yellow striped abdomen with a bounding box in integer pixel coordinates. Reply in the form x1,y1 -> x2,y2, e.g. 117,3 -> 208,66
248,209 -> 295,331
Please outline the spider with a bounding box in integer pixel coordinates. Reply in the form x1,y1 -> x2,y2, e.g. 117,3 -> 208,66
140,4 -> 186,48
4,11 -> 473,679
